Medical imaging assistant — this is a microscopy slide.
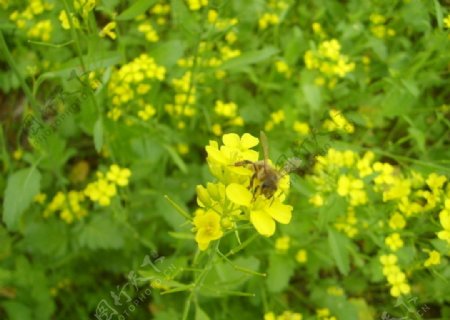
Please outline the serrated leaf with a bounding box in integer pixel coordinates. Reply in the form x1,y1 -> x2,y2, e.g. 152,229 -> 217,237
221,47 -> 279,70
328,227 -> 350,275
78,215 -> 124,250
93,118 -> 103,153
3,168 -> 41,230
117,0 -> 158,20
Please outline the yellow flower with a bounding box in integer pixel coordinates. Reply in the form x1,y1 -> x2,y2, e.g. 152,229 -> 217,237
34,193 -> 47,204
106,164 -> 131,186
214,100 -> 238,118
264,312 -> 276,320
337,175 -> 367,206
84,178 -> 117,206
293,121 -> 310,135
226,183 -> 292,236
177,143 -> 189,155
278,311 -> 303,320
327,286 -> 344,296
444,14 -> 450,29
388,212 -> 406,230
138,22 -> 159,42
187,0 -> 208,11
138,104 -> 156,120
59,10 -> 79,30
193,209 -> 223,250
385,233 -> 404,251
275,236 -> 290,252
207,9 -> 218,23
258,13 -> 279,30
426,173 -> 447,193
99,22 -> 117,40
424,250 -> 441,267
296,249 -> 307,263
13,149 -> 23,160
309,193 -> 324,207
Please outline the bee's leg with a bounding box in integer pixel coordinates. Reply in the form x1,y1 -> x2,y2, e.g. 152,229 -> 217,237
249,172 -> 256,189
252,185 -> 260,201
270,196 -> 275,206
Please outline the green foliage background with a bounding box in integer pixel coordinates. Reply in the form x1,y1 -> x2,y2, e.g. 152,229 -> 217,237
0,0 -> 449,319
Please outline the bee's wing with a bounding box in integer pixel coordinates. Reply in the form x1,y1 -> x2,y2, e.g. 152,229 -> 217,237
260,131 -> 270,171
280,157 -> 303,176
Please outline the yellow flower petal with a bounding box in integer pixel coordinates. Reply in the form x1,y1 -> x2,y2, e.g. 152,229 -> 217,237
240,133 -> 259,149
265,201 -> 292,224
222,133 -> 240,148
250,210 -> 276,236
226,183 -> 252,206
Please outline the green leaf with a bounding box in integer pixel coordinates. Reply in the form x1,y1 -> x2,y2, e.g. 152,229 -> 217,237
150,40 -> 186,68
302,84 -> 322,111
195,306 -> 210,320
266,254 -> 295,292
163,144 -> 187,173
170,0 -> 201,36
23,220 -> 68,257
116,0 -> 158,20
433,0 -> 444,29
1,301 -> 32,320
93,118 -> 103,153
78,215 -> 124,250
221,47 -> 279,70
3,168 -> 41,230
328,227 -> 350,275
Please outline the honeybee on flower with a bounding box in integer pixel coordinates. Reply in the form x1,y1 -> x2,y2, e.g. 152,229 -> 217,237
193,132 -> 296,250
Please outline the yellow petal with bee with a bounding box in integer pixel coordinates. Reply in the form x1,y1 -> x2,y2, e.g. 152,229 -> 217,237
226,183 -> 252,206
250,210 -> 275,236
266,201 -> 292,224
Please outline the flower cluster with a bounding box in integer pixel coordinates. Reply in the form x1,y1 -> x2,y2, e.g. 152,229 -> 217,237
316,308 -> 337,320
323,109 -> 354,133
85,165 -> 131,206
9,0 -> 54,41
304,39 -> 355,88
258,0 -> 289,30
207,9 -> 238,31
187,0 -> 208,11
264,310 -> 302,320
437,199 -> 450,244
41,164 -> 131,223
264,109 -> 285,132
164,71 -> 197,128
135,2 -> 171,43
150,3 -> 171,25
43,190 -> 87,224
107,54 -> 166,122
211,100 -> 244,136
380,254 -> 410,297
192,133 -> 293,250
59,0 -> 95,30
369,13 -> 395,39
309,146 -> 449,297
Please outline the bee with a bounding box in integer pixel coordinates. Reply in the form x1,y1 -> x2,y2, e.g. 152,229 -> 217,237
235,131 -> 301,199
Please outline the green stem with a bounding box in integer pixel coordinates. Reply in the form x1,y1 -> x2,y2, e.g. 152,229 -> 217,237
62,0 -> 86,71
0,31 -> 40,113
